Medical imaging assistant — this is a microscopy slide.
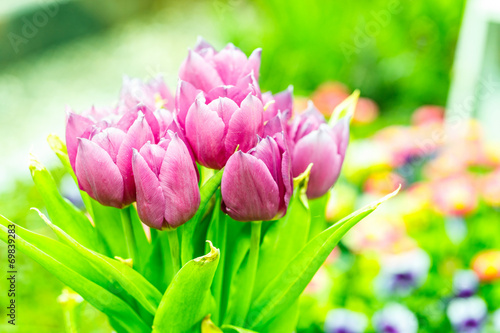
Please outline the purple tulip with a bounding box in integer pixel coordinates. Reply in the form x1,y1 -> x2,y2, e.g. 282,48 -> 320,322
66,100 -> 185,208
185,93 -> 264,169
221,133 -> 293,222
288,102 -> 350,199
118,75 -> 174,113
132,132 -> 200,229
179,38 -> 261,93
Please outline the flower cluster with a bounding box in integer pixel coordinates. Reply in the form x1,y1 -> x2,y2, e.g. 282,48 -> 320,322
66,38 -> 352,229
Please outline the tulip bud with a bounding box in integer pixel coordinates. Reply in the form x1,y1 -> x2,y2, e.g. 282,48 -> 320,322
74,113 -> 154,207
372,303 -> 418,333
175,72 -> 260,130
221,133 -> 293,222
179,37 -> 261,93
132,132 -> 200,229
185,93 -> 264,169
289,101 -> 351,199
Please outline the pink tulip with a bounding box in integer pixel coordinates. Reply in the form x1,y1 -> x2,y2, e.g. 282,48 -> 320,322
289,102 -> 350,199
66,101 -> 185,207
185,93 -> 264,169
118,75 -> 175,113
132,132 -> 200,229
221,133 -> 293,222
73,112 -> 154,207
179,38 -> 261,93
261,85 -> 294,122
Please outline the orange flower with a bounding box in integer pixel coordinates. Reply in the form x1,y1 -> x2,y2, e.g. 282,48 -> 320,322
472,250 -> 500,282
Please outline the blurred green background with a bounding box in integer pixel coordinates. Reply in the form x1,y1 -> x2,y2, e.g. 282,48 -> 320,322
0,0 -> 470,332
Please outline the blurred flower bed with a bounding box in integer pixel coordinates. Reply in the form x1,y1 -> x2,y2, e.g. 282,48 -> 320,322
294,84 -> 500,333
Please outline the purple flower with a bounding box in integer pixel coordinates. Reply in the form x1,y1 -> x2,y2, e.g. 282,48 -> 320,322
447,297 -> 487,333
288,101 -> 350,199
453,270 -> 479,298
184,93 -> 264,169
66,100 -> 183,207
375,249 -> 430,297
132,132 -> 200,229
179,38 -> 261,93
372,303 -> 418,333
324,309 -> 368,333
221,133 -> 293,221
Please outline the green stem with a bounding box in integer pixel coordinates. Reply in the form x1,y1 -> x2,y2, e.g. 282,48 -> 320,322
167,228 -> 181,276
237,220 -> 262,326
120,206 -> 136,264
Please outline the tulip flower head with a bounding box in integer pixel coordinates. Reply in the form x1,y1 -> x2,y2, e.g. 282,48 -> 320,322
185,93 -> 264,169
71,111 -> 156,208
221,133 -> 293,222
179,37 -> 261,93
324,308 -> 368,333
288,99 -> 351,199
132,132 -> 200,229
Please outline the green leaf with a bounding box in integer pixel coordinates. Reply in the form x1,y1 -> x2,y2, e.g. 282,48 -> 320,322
253,166 -> 312,300
182,168 -> 224,265
34,209 -> 162,317
221,325 -> 257,333
29,156 -> 97,250
0,216 -> 150,332
247,187 -> 400,330
153,241 -> 220,333
128,205 -> 151,272
91,202 -> 128,258
47,134 -> 95,217
221,220 -> 250,325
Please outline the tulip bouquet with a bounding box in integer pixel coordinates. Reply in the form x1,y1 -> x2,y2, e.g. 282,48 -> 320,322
0,39 -> 397,332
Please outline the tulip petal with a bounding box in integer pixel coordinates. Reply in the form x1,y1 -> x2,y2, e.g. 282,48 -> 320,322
90,127 -> 126,163
133,150 -> 166,229
116,114 -> 155,205
292,128 -> 342,199
221,151 -> 280,221
193,36 -> 215,55
185,98 -> 226,169
66,111 -> 93,169
75,138 -> 124,208
225,94 -> 263,154
159,136 -> 200,227
175,80 -> 201,128
208,97 -> 239,127
179,49 -> 223,92
242,48 -> 262,83
138,142 -> 166,177
212,44 -> 249,85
